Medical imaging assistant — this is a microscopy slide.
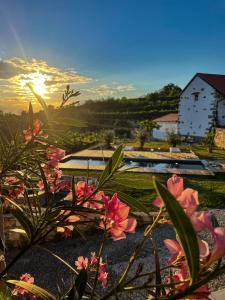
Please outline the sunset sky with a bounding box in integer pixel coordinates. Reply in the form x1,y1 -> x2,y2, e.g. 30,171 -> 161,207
1,0 -> 225,113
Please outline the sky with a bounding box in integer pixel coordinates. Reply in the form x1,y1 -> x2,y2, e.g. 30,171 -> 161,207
1,0 -> 225,113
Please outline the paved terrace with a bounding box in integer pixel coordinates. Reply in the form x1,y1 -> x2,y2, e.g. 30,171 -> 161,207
66,149 -> 199,160
59,149 -> 215,176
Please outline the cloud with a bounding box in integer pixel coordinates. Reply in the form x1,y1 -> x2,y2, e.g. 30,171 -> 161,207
0,57 -> 136,112
84,84 -> 136,97
0,57 -> 92,107
115,84 -> 136,92
0,57 -> 91,84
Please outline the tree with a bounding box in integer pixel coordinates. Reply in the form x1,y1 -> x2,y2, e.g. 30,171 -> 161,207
136,128 -> 148,150
103,130 -> 114,149
159,83 -> 182,98
139,119 -> 160,139
204,127 -> 215,153
166,130 -> 181,147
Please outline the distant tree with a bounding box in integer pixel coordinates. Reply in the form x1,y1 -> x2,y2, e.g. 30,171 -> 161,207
136,128 -> 148,150
166,130 -> 181,147
114,119 -> 134,138
204,127 -> 216,153
159,83 -> 182,98
103,130 -> 114,149
139,119 -> 160,139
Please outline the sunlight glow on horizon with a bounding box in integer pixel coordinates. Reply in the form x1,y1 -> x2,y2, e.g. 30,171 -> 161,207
19,72 -> 50,96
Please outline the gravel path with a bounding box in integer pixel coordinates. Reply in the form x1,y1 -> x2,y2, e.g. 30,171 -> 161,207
7,209 -> 225,299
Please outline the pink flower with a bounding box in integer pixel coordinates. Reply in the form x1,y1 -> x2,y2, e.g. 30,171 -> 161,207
165,262 -> 210,299
153,175 -> 184,208
12,273 -> 35,297
23,119 -> 42,142
164,239 -> 183,264
207,227 -> 225,265
46,146 -> 65,162
57,225 -> 74,239
190,211 -> 213,233
177,188 -> 199,216
164,238 -> 209,264
75,256 -> 89,270
76,181 -> 93,199
103,193 -> 137,240
98,271 -> 108,288
90,252 -> 97,266
167,174 -> 184,198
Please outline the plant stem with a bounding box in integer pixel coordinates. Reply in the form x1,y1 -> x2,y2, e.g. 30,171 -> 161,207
90,228 -> 107,300
118,209 -> 163,285
100,209 -> 163,300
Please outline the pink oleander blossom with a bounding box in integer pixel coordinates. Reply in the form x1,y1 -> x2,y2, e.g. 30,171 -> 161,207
164,238 -> 209,265
103,193 -> 137,240
46,146 -> 65,162
75,256 -> 89,270
98,271 -> 108,288
165,262 -> 210,299
12,273 -> 36,299
23,119 -> 42,142
57,225 -> 74,239
207,227 -> 225,265
153,175 -> 213,233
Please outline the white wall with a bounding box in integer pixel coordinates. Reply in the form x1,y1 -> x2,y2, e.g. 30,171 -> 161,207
178,76 -> 216,137
153,121 -> 178,140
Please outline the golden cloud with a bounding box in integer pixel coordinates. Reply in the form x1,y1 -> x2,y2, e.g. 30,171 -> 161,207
0,57 -> 92,110
83,84 -> 136,97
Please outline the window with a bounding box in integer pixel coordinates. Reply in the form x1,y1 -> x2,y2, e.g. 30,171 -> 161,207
192,92 -> 199,101
194,94 -> 199,101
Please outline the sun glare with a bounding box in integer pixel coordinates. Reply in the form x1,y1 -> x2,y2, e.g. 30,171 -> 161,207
20,72 -> 49,96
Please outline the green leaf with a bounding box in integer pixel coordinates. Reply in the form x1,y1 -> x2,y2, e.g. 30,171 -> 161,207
74,269 -> 87,300
10,228 -> 28,236
211,213 -> 220,228
27,83 -> 49,117
98,145 -> 123,186
153,177 -> 199,284
66,285 -> 79,300
10,207 -> 34,241
117,191 -> 149,214
7,280 -> 56,300
152,240 -> 162,298
28,102 -> 34,130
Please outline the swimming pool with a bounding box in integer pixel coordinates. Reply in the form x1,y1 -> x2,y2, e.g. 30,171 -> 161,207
60,156 -> 212,174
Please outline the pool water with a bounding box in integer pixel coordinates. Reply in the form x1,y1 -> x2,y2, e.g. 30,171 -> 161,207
61,158 -> 205,171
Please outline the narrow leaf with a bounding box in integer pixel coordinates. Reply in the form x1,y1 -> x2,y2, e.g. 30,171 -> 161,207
74,269 -> 87,300
153,178 -> 199,284
98,145 -> 123,186
27,83 -> 49,117
10,208 -> 34,241
7,280 -> 56,300
117,191 -> 149,214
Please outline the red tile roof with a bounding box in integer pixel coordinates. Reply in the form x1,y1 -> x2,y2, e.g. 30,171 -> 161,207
198,73 -> 225,95
182,73 -> 225,95
154,113 -> 178,122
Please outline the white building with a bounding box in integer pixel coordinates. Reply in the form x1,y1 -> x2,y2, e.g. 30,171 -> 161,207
179,73 -> 225,138
153,113 -> 178,140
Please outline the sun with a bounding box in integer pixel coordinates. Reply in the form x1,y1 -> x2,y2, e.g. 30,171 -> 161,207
20,72 -> 49,96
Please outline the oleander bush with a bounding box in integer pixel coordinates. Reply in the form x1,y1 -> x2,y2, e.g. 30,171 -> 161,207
0,86 -> 225,300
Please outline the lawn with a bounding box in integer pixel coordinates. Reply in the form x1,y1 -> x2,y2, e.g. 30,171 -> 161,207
63,169 -> 225,211
124,140 -> 225,160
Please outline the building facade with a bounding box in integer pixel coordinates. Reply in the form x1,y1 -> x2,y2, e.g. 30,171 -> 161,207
178,73 -> 225,138
153,113 -> 178,140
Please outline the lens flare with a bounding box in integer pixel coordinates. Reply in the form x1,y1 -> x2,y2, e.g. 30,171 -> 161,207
20,72 -> 49,96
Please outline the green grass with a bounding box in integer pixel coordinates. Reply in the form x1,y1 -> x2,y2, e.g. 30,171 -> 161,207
125,140 -> 225,160
63,169 -> 225,211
